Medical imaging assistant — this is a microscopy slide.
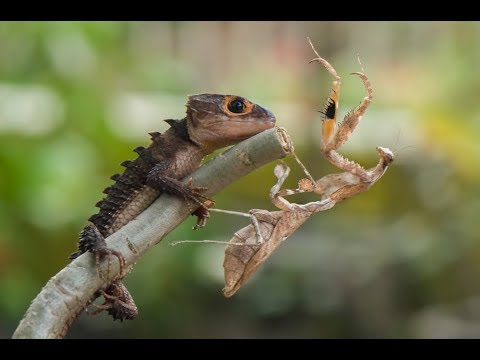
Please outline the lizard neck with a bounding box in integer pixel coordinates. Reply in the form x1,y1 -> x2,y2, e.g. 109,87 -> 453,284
185,114 -> 227,156
165,117 -> 218,156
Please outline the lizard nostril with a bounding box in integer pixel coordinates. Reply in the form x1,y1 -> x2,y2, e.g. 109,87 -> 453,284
263,108 -> 276,123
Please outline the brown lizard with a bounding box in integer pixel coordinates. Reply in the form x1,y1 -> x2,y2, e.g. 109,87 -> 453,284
69,94 -> 275,320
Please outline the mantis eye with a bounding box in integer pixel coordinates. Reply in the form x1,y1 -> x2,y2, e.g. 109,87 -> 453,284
227,99 -> 246,113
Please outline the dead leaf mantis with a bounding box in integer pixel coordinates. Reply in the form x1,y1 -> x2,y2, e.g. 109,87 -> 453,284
171,41 -> 394,297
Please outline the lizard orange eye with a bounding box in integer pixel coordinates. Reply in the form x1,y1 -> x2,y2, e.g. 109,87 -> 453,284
227,99 -> 246,113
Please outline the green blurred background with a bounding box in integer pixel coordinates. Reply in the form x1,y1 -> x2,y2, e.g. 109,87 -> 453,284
1,21 -> 480,338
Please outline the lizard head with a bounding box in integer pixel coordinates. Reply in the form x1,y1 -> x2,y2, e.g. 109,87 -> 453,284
185,94 -> 276,152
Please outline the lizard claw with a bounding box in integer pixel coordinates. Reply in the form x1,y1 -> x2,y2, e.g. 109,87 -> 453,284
76,224 -> 125,281
88,281 -> 138,321
95,248 -> 125,281
186,177 -> 209,193
192,199 -> 215,230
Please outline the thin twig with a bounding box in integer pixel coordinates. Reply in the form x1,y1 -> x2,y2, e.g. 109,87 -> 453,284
170,240 -> 249,246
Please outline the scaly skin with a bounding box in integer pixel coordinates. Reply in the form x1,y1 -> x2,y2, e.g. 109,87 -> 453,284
69,94 -> 275,320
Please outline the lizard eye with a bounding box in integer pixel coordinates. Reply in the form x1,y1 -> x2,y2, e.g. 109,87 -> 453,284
227,99 -> 246,113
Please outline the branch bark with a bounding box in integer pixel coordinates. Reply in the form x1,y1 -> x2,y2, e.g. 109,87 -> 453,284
12,127 -> 292,339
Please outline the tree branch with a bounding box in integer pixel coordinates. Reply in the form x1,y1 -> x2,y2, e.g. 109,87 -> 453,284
12,127 -> 292,339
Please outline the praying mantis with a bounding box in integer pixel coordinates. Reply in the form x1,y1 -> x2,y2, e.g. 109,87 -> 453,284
171,40 -> 394,297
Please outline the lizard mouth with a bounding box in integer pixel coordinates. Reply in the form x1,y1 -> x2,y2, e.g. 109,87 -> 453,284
230,118 -> 276,137
262,115 -> 276,125
231,112 -> 276,127
231,118 -> 275,125
259,107 -> 276,125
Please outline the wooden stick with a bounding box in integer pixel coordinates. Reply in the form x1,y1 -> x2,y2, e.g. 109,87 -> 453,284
12,127 -> 292,339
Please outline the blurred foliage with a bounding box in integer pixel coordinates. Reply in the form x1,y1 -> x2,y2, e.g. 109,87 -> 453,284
1,21 -> 480,338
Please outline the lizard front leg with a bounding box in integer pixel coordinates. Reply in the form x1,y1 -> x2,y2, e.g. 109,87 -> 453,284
146,163 -> 213,229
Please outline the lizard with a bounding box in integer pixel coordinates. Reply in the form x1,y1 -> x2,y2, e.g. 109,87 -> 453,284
69,93 -> 276,321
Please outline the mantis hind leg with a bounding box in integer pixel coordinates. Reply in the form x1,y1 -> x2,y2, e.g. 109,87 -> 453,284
169,208 -> 278,247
